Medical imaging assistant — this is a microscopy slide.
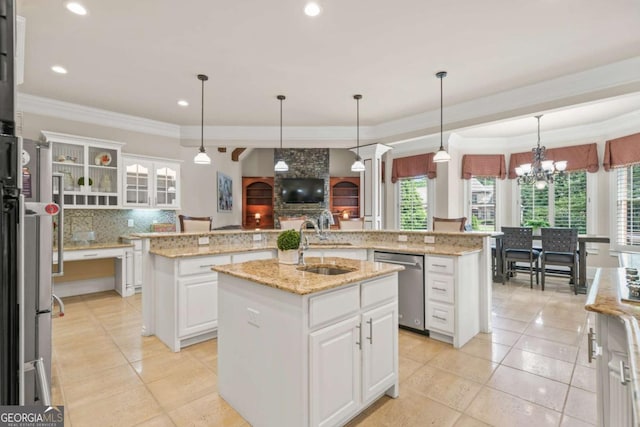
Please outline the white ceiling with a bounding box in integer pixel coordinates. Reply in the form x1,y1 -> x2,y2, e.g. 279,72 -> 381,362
16,0 -> 640,135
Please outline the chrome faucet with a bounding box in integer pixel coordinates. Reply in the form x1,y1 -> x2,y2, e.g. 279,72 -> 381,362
298,220 -> 321,266
318,209 -> 335,240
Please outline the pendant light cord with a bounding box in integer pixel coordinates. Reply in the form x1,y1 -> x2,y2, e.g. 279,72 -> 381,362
440,75 -> 443,149
280,96 -> 283,149
354,94 -> 362,156
536,115 -> 542,148
197,74 -> 208,153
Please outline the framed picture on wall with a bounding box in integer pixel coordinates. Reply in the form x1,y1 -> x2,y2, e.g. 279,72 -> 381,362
217,172 -> 233,212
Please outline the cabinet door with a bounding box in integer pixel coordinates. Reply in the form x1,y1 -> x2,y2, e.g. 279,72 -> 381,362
362,302 -> 397,403
310,316 -> 361,427
123,158 -> 152,207
154,162 -> 180,208
178,276 -> 218,338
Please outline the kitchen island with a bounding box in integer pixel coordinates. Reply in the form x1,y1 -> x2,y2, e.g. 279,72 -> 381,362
213,257 -> 402,427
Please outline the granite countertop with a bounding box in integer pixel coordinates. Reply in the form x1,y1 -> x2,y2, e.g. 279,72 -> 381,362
585,267 -> 640,420
57,242 -> 133,251
149,242 -> 482,258
212,257 -> 403,295
131,229 -> 495,238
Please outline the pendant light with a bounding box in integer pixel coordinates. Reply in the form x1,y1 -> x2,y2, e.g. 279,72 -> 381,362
433,71 -> 451,163
193,74 -> 211,165
274,95 -> 289,172
351,94 -> 365,172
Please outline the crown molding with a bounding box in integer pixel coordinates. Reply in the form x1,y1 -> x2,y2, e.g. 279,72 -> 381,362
17,93 -> 182,138
16,56 -> 640,147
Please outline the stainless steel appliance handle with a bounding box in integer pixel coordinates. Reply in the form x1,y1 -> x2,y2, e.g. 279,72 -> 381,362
620,360 -> 630,385
52,173 -> 64,277
375,259 -> 421,268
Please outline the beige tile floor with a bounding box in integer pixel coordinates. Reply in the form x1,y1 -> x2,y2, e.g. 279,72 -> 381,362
51,274 -> 597,426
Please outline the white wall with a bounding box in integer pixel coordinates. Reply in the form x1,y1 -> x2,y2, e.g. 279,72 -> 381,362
329,148 -> 360,177
241,148 -> 275,177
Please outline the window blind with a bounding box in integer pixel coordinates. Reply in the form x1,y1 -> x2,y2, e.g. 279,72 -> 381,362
616,165 -> 640,247
553,171 -> 587,233
399,176 -> 428,230
519,183 -> 549,226
470,177 -> 496,231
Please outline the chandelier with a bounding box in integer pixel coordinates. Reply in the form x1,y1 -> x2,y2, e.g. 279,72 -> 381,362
515,115 -> 567,189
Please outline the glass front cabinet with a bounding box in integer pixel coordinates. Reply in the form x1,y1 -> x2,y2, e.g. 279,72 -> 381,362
122,155 -> 181,209
43,131 -> 124,208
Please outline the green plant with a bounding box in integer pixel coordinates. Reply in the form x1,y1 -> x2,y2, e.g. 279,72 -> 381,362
77,177 -> 93,186
277,229 -> 300,251
524,218 -> 550,229
471,215 -> 479,230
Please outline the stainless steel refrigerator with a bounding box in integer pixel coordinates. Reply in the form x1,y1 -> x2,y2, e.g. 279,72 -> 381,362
1,0 -> 62,406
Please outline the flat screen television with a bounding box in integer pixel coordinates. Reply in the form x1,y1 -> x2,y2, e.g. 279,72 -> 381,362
281,178 -> 324,203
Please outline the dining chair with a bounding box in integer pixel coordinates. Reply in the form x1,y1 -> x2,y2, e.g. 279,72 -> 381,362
433,217 -> 467,232
178,215 -> 212,232
540,227 -> 579,294
501,227 -> 541,289
279,216 -> 307,230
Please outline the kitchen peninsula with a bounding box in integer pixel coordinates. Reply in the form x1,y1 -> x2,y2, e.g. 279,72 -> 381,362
213,257 -> 402,427
137,229 -> 493,352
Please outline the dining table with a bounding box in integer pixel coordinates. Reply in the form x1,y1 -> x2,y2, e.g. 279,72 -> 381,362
493,233 -> 610,294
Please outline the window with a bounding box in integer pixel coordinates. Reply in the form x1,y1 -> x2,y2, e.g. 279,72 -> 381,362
518,171 -> 587,233
469,177 -> 496,231
615,164 -> 640,247
398,176 -> 428,230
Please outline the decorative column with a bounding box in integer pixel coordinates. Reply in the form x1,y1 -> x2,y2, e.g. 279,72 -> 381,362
352,144 -> 392,229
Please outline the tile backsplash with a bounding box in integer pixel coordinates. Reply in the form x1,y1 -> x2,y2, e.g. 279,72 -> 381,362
60,209 -> 176,245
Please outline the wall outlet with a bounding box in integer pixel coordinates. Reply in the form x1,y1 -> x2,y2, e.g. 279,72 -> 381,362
424,235 -> 435,244
253,233 -> 262,241
198,236 -> 210,245
247,307 -> 260,327
127,219 -> 134,227
398,235 -> 408,242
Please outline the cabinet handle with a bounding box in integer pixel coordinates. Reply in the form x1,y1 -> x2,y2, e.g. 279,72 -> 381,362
433,287 -> 447,292
83,253 -> 99,258
433,264 -> 447,268
355,323 -> 362,350
433,315 -> 447,322
199,264 -> 216,268
366,318 -> 373,344
587,328 -> 602,363
620,360 -> 630,385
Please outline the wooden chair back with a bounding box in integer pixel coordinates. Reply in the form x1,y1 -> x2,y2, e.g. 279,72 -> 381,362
432,217 -> 467,232
178,215 -> 212,232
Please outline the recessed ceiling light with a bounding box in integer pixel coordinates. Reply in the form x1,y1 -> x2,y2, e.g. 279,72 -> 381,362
65,2 -> 87,15
304,2 -> 322,17
51,65 -> 67,74
177,100 -> 189,107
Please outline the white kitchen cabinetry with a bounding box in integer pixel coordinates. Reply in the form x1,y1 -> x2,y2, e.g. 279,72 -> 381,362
153,250 -> 275,351
121,237 -> 143,291
592,312 -> 635,426
425,253 -> 480,348
43,131 -> 124,208
218,272 -> 398,427
122,154 -> 181,209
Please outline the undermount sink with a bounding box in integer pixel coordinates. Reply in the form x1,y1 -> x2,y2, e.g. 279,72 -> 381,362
297,265 -> 356,275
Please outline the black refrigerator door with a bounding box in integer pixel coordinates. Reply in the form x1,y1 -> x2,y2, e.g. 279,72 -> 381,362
0,189 -> 19,404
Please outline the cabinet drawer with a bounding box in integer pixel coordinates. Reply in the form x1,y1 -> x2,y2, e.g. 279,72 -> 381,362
427,301 -> 454,334
309,285 -> 360,329
361,275 -> 397,309
427,274 -> 454,304
427,256 -> 454,275
178,255 -> 231,276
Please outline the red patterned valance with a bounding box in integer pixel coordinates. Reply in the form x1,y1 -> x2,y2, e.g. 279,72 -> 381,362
391,153 -> 436,183
604,133 -> 640,171
508,143 -> 599,179
461,154 -> 506,180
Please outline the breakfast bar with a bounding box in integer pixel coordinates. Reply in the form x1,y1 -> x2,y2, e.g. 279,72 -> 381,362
213,257 -> 402,427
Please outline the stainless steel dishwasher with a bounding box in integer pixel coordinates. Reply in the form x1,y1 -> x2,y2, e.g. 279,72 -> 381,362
374,251 -> 425,333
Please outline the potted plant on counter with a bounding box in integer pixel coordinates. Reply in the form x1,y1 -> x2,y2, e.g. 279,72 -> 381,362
277,229 -> 301,265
